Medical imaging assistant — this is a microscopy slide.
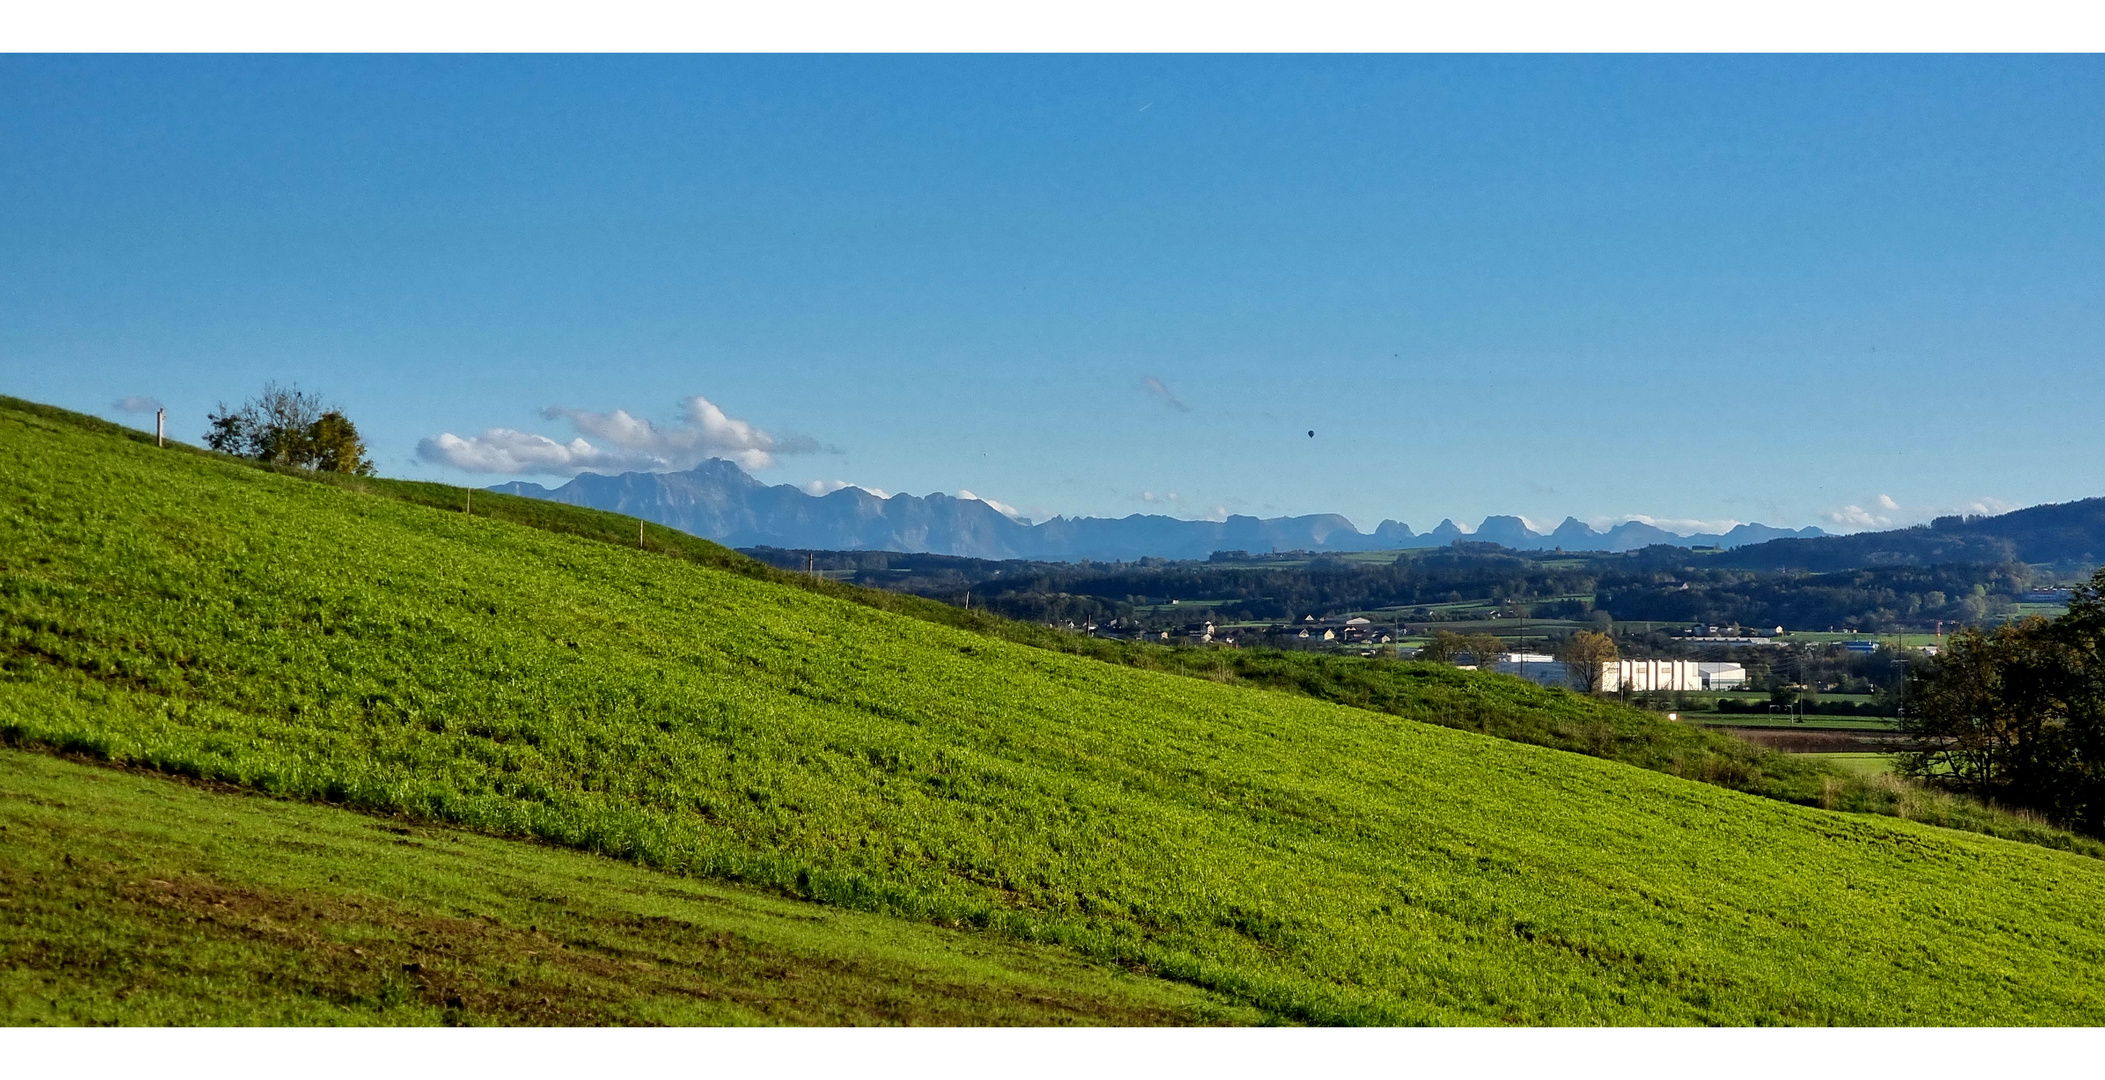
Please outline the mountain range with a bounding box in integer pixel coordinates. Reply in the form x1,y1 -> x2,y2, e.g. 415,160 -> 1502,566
491,459 -> 1827,562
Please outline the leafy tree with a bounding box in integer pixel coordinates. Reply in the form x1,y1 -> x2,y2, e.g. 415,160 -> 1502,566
308,410 -> 375,475
1898,566 -> 2105,832
1460,632 -> 1505,668
1557,630 -> 1620,692
205,384 -> 373,476
1417,630 -> 1466,663
1417,631 -> 1505,668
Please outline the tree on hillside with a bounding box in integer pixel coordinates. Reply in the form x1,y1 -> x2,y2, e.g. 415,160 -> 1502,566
1415,629 -> 1503,666
206,384 -> 374,476
1897,565 -> 2105,833
1557,630 -> 1620,692
1461,632 -> 1506,668
1417,630 -> 1466,663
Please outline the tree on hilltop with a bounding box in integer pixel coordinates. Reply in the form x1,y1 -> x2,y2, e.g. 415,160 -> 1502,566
206,383 -> 374,476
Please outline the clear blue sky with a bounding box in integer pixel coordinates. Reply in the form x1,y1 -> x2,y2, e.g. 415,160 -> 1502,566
6,54 -> 2102,534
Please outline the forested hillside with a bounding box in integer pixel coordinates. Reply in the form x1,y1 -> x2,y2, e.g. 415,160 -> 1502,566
1724,499 -> 2105,572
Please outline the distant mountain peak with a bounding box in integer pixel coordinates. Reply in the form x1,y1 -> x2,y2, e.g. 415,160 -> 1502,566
492,458 -> 1828,561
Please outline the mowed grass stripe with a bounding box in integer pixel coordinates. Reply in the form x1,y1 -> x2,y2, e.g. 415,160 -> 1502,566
0,749 -> 1256,1025
3,399 -> 2104,1024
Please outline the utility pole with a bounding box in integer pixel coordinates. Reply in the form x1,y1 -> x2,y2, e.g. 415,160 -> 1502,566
154,408 -> 165,448
639,520 -> 645,547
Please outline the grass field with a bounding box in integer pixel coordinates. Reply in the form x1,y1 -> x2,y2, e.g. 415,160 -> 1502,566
10,397 -> 2105,1024
1800,753 -> 1895,778
1694,716 -> 1901,732
1778,632 -> 1942,647
0,749 -> 1248,1025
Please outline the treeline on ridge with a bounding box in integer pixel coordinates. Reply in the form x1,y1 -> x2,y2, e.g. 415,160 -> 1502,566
743,544 -> 2047,634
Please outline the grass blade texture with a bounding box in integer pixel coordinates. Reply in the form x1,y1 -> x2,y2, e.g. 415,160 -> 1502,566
4,398 -> 2105,1025
0,749 -> 1251,1025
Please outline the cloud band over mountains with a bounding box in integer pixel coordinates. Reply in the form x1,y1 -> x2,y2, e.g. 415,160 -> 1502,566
418,395 -> 825,476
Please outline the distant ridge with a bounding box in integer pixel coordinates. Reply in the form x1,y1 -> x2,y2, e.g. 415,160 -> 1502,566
494,459 -> 1824,561
1722,497 -> 2105,571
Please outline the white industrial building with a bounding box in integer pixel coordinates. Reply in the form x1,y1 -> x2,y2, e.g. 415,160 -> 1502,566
1488,653 -> 1562,685
1601,659 -> 1748,692
1489,655 -> 1748,692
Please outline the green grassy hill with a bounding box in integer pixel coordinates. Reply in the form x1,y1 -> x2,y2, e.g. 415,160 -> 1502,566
25,396 -> 2038,849
0,749 -> 1248,1025
6,397 -> 2105,1024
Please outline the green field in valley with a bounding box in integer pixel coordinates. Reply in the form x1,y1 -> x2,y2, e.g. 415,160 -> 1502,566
1798,753 -> 1896,779
8,397 -> 2105,1024
1693,715 -> 1901,732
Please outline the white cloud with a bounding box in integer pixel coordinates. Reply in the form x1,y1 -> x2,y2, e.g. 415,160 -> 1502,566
1135,491 -> 1227,522
1959,497 -> 2019,517
418,395 -> 822,477
959,489 -> 1028,522
1819,494 -> 2018,533
112,395 -> 162,413
1585,514 -> 1747,536
415,429 -> 618,475
1583,514 -> 1746,536
803,479 -> 888,498
1823,504 -> 1893,531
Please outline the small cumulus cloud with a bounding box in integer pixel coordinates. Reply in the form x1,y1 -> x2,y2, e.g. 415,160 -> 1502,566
1137,491 -> 1225,521
417,429 -> 610,475
803,479 -> 889,498
1824,504 -> 1893,530
1820,493 -> 2017,533
1960,497 -> 2018,517
418,395 -> 824,477
113,396 -> 162,413
1140,376 -> 1190,413
959,490 -> 1028,522
1586,514 -> 1746,536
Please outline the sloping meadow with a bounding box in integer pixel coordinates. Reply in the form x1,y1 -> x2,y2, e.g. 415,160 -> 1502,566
4,400 -> 2105,1024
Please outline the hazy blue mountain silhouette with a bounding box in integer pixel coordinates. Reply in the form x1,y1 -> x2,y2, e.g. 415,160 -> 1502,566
493,459 -> 1826,561
1721,497 -> 2105,571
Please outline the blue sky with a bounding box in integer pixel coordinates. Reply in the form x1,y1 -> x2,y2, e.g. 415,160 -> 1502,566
5,54 -> 2102,535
